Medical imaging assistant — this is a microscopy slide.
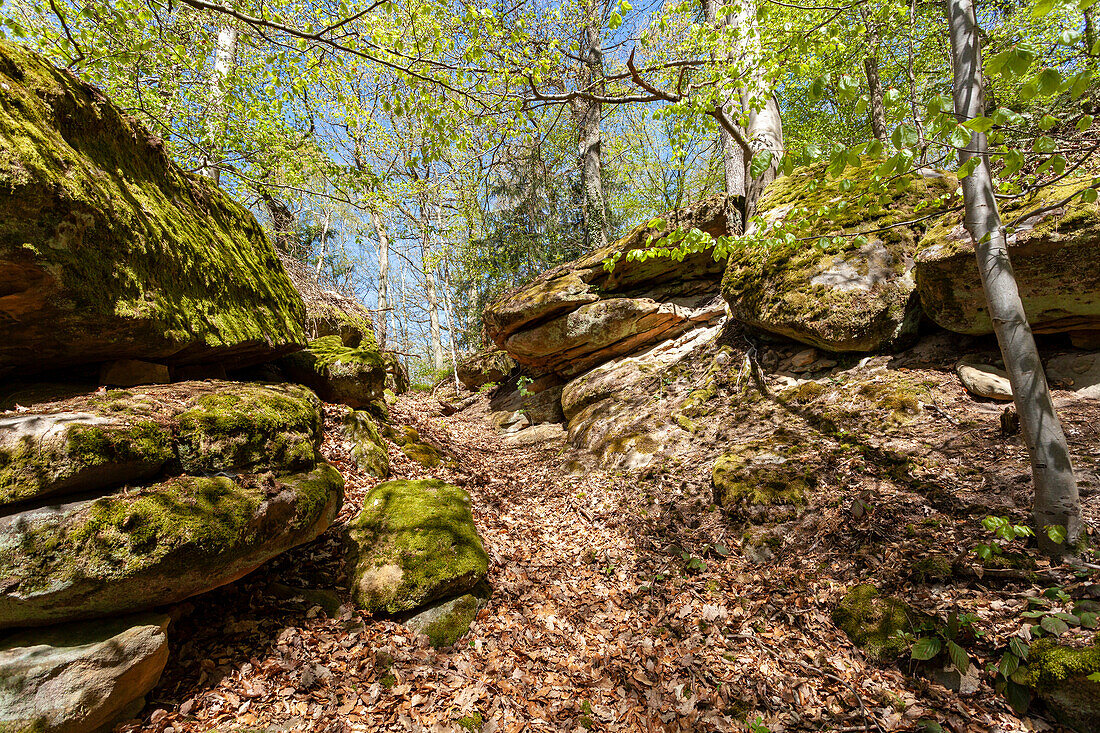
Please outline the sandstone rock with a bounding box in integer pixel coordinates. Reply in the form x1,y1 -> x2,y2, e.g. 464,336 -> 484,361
0,381 -> 321,508
342,410 -> 390,478
100,360 -> 170,387
955,362 -> 1014,401
1046,352 -> 1100,399
403,582 -> 491,648
457,349 -> 515,391
281,335 -> 386,408
712,435 -> 816,523
0,612 -> 169,733
488,383 -> 565,431
723,160 -> 952,353
1070,331 -> 1100,350
0,462 -> 343,628
916,185 -> 1100,337
504,423 -> 567,447
0,41 -> 306,377
1024,639 -> 1100,732
347,479 -> 488,615
484,196 -> 729,375
383,352 -> 410,394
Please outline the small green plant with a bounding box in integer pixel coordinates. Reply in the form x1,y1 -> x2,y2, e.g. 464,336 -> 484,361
893,612 -> 981,671
973,515 -> 1033,562
746,716 -> 770,733
677,548 -> 706,573
517,375 -> 534,396
477,381 -> 498,394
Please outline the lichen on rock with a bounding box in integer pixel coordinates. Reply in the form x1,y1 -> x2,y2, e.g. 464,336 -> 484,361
342,410 -> 390,478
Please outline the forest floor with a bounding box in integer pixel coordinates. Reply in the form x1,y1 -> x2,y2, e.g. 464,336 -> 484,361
121,386 -> 1093,733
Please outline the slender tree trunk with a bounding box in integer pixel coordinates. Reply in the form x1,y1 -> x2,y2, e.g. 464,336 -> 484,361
860,7 -> 889,142
315,209 -> 330,282
201,23 -> 237,184
735,0 -> 784,221
260,192 -> 296,254
703,0 -> 746,235
947,0 -> 1080,556
419,196 -> 445,371
441,261 -> 462,393
906,0 -> 928,162
1085,8 -> 1095,55
571,0 -> 608,249
370,209 -> 390,349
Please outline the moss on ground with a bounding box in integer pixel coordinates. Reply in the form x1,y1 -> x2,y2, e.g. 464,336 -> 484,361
348,479 -> 488,614
1024,639 -> 1100,731
833,584 -> 926,661
910,555 -> 954,583
402,441 -> 442,468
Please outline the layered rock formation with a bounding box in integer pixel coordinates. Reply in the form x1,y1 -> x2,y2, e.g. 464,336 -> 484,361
281,335 -> 387,408
0,41 -> 306,378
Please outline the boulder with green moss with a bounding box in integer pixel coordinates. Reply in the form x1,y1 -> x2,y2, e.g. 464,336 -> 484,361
281,335 -> 386,408
722,160 -> 958,352
383,352 -> 410,394
0,381 -> 321,508
0,612 -> 169,733
483,196 -> 728,376
390,425 -> 443,467
833,584 -> 929,661
347,479 -> 488,615
0,462 -> 343,628
403,581 -> 491,648
0,41 -> 306,378
457,349 -> 515,391
342,410 -> 390,478
1023,639 -> 1100,731
916,183 -> 1100,337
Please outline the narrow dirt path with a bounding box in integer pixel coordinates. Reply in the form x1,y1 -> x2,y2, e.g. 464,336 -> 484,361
129,391 -> 1041,733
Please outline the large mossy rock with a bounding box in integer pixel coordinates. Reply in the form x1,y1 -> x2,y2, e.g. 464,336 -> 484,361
342,409 -> 390,478
281,335 -> 386,408
0,462 -> 343,628
915,183 -> 1100,337
722,160 -> 957,352
0,381 -> 321,508
0,612 -> 169,733
457,349 -> 515,391
347,479 -> 488,615
483,196 -> 728,376
0,41 -> 306,378
1024,639 -> 1100,732
833,584 -> 928,661
404,581 -> 491,648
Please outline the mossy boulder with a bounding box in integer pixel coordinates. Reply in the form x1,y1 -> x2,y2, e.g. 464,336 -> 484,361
403,581 -> 491,648
0,41 -> 306,378
0,381 -> 321,508
457,349 -> 515,391
916,181 -> 1100,337
281,335 -> 386,408
833,584 -> 928,661
1023,639 -> 1100,731
342,410 -> 390,479
722,160 -> 958,352
347,479 -> 488,615
0,462 -> 343,628
0,612 -> 169,733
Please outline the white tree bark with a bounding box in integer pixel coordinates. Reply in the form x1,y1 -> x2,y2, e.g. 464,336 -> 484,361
947,0 -> 1080,556
370,209 -> 391,350
201,24 -> 237,184
733,0 -> 783,220
703,0 -> 747,235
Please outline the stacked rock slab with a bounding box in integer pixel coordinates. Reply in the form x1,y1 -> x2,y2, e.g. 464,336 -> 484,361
0,41 -> 306,378
0,381 -> 344,730
483,196 -> 729,378
281,335 -> 387,408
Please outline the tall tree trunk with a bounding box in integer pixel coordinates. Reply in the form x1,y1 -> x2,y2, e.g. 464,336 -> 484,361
860,7 -> 889,142
734,0 -> 784,221
906,0 -> 928,162
201,24 -> 237,184
571,0 -> 608,249
370,209 -> 390,349
440,260 -> 462,392
260,192 -> 296,255
947,0 -> 1080,556
703,0 -> 747,235
314,209 -> 331,283
420,196 -> 445,371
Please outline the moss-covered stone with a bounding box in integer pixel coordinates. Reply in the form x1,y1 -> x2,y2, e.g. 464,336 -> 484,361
722,159 -> 957,353
712,430 -> 824,522
281,336 -> 386,408
0,41 -> 306,378
1024,639 -> 1100,731
401,441 -> 442,468
910,555 -> 955,583
383,352 -> 410,394
457,349 -> 515,391
833,584 -> 927,661
0,462 -> 343,628
347,479 -> 488,615
342,410 -> 390,479
403,581 -> 491,648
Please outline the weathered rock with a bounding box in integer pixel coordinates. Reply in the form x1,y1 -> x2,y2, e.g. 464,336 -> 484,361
0,41 -> 306,377
832,584 -> 928,662
348,479 -> 488,615
100,360 -> 170,387
1046,352 -> 1100,399
402,440 -> 442,467
457,349 -> 515,391
484,196 -> 729,375
0,462 -> 343,628
281,335 -> 386,408
1024,639 -> 1100,732
0,612 -> 169,733
956,361 -> 1014,401
488,382 -> 565,432
916,184 -> 1100,337
0,381 -> 322,507
504,423 -> 567,447
1071,330 -> 1100,350
723,160 -> 955,353
403,582 -> 491,648
383,352 -> 410,394
342,410 -> 390,478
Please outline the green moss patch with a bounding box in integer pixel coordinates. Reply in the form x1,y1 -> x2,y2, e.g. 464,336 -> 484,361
712,430 -> 830,521
833,584 -> 928,661
347,479 -> 488,615
1024,639 -> 1100,731
281,336 -> 387,408
401,441 -> 442,468
342,410 -> 390,479
405,581 -> 491,648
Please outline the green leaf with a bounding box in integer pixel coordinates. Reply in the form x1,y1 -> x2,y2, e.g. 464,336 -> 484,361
947,640 -> 969,672
891,124 -> 918,150
962,117 -> 994,133
1040,616 -> 1070,635
1082,187 -> 1099,204
911,636 -> 942,661
1045,525 -> 1067,544
1078,115 -> 1095,131
1010,637 -> 1030,660
1031,0 -> 1057,17
1004,679 -> 1031,713
998,650 -> 1019,677
950,126 -> 973,149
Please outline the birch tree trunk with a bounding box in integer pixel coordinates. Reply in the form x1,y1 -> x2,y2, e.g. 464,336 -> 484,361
419,195 -> 445,371
860,7 -> 889,142
441,261 -> 462,393
947,0 -> 1080,556
370,209 -> 390,349
201,24 -> 237,184
570,0 -> 608,249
